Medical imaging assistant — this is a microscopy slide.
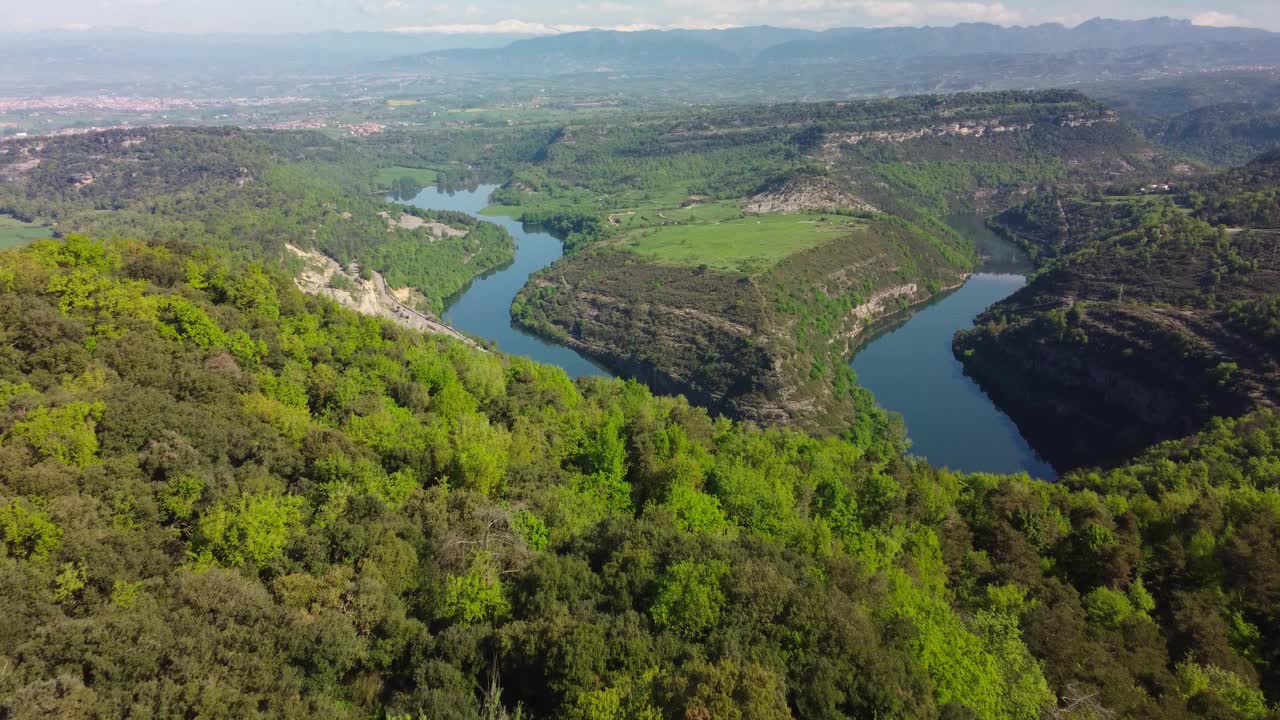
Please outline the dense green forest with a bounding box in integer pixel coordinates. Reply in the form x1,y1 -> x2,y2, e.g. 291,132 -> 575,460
0,128 -> 514,313
1089,72 -> 1280,167
1186,148 -> 1280,228
957,152 -> 1280,470
1,234 -> 1279,719
3,94 -> 1278,719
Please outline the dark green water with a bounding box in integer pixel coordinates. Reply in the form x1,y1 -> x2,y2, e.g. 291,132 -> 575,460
400,184 -> 612,378
851,216 -> 1057,479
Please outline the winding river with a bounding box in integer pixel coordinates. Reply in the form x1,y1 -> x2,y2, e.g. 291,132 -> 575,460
403,185 -> 1053,479
850,215 -> 1057,479
401,184 -> 612,378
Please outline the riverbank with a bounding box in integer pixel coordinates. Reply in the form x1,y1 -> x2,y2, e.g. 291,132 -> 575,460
850,217 -> 1054,478
400,184 -> 613,379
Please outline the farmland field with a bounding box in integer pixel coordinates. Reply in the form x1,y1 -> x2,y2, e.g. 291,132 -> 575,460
0,215 -> 52,248
621,213 -> 863,273
373,165 -> 438,188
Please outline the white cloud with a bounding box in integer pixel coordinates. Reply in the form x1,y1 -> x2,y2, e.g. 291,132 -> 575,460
929,2 -> 1020,24
659,0 -> 1020,28
575,1 -> 639,13
391,20 -> 593,34
1191,11 -> 1250,28
854,1 -> 1021,25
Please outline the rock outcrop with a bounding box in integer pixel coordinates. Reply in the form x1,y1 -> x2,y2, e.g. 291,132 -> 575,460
287,244 -> 477,348
745,174 -> 878,214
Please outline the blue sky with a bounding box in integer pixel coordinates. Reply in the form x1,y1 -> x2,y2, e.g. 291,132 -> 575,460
7,0 -> 1279,33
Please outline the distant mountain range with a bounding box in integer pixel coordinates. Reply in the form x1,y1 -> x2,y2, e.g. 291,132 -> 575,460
1,18 -> 1277,89
388,18 -> 1278,73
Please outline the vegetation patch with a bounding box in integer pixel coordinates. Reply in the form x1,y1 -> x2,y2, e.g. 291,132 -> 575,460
958,157 -> 1280,469
2,234 -> 1280,720
374,165 -> 440,200
373,165 -> 438,189
0,215 -> 53,248
622,213 -> 863,274
0,129 -> 515,314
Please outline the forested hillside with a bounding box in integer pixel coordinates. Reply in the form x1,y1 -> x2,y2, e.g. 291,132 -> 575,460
957,152 -> 1280,470
1189,148 -> 1280,227
0,128 -> 514,313
1089,72 -> 1280,167
1,234 -> 1279,719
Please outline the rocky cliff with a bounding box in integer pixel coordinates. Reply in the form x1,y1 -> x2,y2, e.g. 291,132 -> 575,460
515,217 -> 967,432
956,200 -> 1280,470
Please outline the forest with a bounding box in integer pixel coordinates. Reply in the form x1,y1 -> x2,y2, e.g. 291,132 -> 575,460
0,234 -> 1278,720
2,89 -> 1280,720
957,152 -> 1280,470
0,128 -> 515,313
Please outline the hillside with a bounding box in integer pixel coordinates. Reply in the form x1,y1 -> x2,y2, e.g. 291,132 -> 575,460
392,18 -> 1277,74
1190,148 -> 1280,227
514,214 -> 964,433
1,234 -> 1279,719
502,91 -> 1183,434
1154,104 -> 1280,167
957,154 -> 1280,469
0,127 -> 515,315
1089,72 -> 1280,166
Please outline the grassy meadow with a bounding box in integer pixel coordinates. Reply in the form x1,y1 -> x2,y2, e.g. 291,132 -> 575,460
622,213 -> 862,273
0,215 -> 53,248
372,165 -> 438,189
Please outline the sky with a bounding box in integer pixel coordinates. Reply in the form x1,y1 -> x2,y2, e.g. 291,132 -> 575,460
5,0 -> 1279,34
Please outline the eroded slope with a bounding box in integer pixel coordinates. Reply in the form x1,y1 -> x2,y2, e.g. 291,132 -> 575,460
957,175 -> 1280,469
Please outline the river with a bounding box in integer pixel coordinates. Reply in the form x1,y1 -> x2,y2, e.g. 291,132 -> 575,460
403,185 -> 1052,478
850,215 -> 1057,479
400,184 -> 612,378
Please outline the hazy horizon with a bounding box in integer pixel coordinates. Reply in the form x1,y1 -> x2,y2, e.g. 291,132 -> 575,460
4,1 -> 1278,35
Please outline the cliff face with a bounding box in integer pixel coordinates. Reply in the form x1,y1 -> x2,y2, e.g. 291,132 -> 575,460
744,174 -> 878,215
956,199 -> 1280,470
956,302 -> 1263,469
516,218 -> 968,432
287,244 -> 478,347
515,256 -> 780,421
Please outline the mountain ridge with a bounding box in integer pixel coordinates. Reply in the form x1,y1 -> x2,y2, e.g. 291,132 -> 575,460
389,17 -> 1277,73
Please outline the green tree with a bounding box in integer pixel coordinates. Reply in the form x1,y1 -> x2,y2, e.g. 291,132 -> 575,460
450,412 -> 510,496
575,411 -> 630,512
8,401 -> 105,467
0,500 -> 62,561
439,551 -> 510,624
651,560 -> 729,638
190,494 -> 306,568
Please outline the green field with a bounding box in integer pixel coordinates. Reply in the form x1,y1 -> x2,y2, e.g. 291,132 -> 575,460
610,200 -> 745,229
622,213 -> 862,273
0,216 -> 53,248
372,165 -> 438,188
